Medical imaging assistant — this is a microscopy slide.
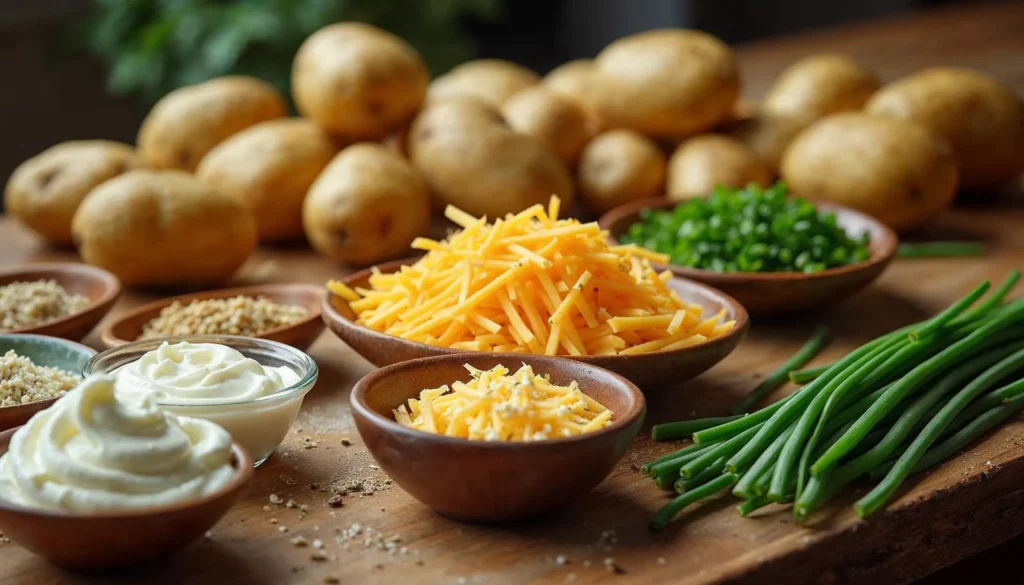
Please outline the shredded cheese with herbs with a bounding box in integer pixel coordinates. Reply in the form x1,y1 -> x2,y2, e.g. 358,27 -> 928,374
393,364 -> 612,441
327,196 -> 735,356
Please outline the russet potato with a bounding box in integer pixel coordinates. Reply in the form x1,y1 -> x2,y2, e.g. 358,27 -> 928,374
5,141 -> 138,245
781,113 -> 959,232
137,76 -> 287,172
71,170 -> 257,286
303,144 -> 430,266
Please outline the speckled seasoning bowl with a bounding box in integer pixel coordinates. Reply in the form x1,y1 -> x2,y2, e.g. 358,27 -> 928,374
0,334 -> 96,432
100,283 -> 325,350
0,263 -> 120,340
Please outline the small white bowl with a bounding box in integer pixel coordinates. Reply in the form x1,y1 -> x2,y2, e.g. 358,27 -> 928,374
86,335 -> 318,467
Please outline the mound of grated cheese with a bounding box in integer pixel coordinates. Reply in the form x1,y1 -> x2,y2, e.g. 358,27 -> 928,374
327,196 -> 735,356
393,363 -> 612,441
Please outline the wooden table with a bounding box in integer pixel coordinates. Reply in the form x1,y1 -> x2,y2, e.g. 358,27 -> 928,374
2,2 -> 1024,583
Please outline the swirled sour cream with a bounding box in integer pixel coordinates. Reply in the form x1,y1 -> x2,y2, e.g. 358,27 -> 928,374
114,341 -> 299,405
112,341 -> 306,466
0,375 -> 235,512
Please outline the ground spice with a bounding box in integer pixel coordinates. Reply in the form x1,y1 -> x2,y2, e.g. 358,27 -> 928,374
0,280 -> 89,332
139,295 -> 308,339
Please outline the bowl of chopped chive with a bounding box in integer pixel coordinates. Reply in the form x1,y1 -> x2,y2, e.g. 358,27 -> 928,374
100,284 -> 325,350
351,353 -> 645,523
599,183 -> 898,315
0,263 -> 121,340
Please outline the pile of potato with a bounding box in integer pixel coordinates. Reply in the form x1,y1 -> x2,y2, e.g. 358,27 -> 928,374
6,23 -> 1024,287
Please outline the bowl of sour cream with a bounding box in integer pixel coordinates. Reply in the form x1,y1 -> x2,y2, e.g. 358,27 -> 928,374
86,336 -> 318,466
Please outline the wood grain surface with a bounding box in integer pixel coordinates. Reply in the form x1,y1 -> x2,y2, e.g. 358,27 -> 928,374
2,2 -> 1024,583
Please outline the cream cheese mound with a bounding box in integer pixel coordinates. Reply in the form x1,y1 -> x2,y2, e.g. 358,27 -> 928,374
0,375 -> 235,512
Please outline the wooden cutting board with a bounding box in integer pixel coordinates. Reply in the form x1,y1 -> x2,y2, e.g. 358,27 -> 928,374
2,191 -> 1023,585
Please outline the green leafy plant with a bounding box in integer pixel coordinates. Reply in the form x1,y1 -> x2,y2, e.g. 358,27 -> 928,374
73,0 -> 503,103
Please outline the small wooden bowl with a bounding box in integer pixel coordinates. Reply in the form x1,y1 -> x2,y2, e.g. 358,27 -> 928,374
101,284 -> 326,350
0,427 -> 252,570
0,263 -> 120,340
351,353 -> 645,523
599,198 -> 899,315
322,259 -> 749,390
0,334 -> 96,432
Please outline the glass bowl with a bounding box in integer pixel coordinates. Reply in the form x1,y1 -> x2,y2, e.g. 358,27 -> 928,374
85,335 -> 318,467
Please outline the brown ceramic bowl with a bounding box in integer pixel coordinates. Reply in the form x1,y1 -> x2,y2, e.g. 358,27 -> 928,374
351,353 -> 645,523
0,334 -> 96,432
598,198 -> 898,315
0,427 -> 253,570
101,283 -> 325,350
322,259 -> 749,391
0,263 -> 121,340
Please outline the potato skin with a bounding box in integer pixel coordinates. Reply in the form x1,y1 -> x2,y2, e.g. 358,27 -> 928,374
577,130 -> 666,215
5,141 -> 137,245
71,170 -> 257,286
409,99 -> 574,218
137,76 -> 287,172
501,86 -> 595,166
196,119 -> 340,242
303,144 -> 430,266
292,22 -> 429,139
723,112 -> 813,172
667,134 -> 772,201
780,113 -> 958,232
543,59 -> 594,105
763,54 -> 879,120
589,29 -> 739,137
427,59 -> 540,108
865,67 -> 1024,190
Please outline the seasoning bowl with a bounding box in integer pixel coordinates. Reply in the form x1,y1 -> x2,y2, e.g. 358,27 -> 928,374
598,198 -> 898,315
351,353 -> 645,523
86,335 -> 318,467
99,283 -> 326,350
0,263 -> 121,340
322,259 -> 748,391
0,334 -> 96,432
0,426 -> 252,570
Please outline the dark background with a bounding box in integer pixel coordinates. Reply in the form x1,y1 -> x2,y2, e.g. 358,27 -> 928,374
0,0 -> 968,193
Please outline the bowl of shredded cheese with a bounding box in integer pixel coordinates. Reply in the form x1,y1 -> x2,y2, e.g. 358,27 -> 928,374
323,197 -> 749,390
350,353 -> 645,522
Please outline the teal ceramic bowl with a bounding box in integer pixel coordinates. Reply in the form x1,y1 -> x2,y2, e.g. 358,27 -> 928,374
0,334 -> 95,431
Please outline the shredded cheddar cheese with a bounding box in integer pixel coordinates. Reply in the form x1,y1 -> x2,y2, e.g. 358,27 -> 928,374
393,364 -> 612,441
327,196 -> 735,356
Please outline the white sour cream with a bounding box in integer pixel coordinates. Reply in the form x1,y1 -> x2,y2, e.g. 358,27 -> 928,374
112,341 -> 306,466
114,341 -> 299,406
0,375 -> 235,512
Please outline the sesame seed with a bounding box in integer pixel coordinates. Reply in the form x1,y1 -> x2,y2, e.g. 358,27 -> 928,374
269,494 -> 284,505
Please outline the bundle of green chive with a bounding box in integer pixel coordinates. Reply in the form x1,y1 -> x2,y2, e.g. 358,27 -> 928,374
644,270 -> 1024,531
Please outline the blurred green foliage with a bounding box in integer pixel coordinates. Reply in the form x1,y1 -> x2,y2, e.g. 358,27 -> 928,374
73,0 -> 503,104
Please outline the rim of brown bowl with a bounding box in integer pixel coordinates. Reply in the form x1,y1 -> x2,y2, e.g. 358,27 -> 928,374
0,263 -> 121,339
350,352 -> 646,450
0,426 -> 253,519
0,334 -> 97,432
100,283 -> 326,350
321,258 -> 750,385
597,197 -> 899,285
